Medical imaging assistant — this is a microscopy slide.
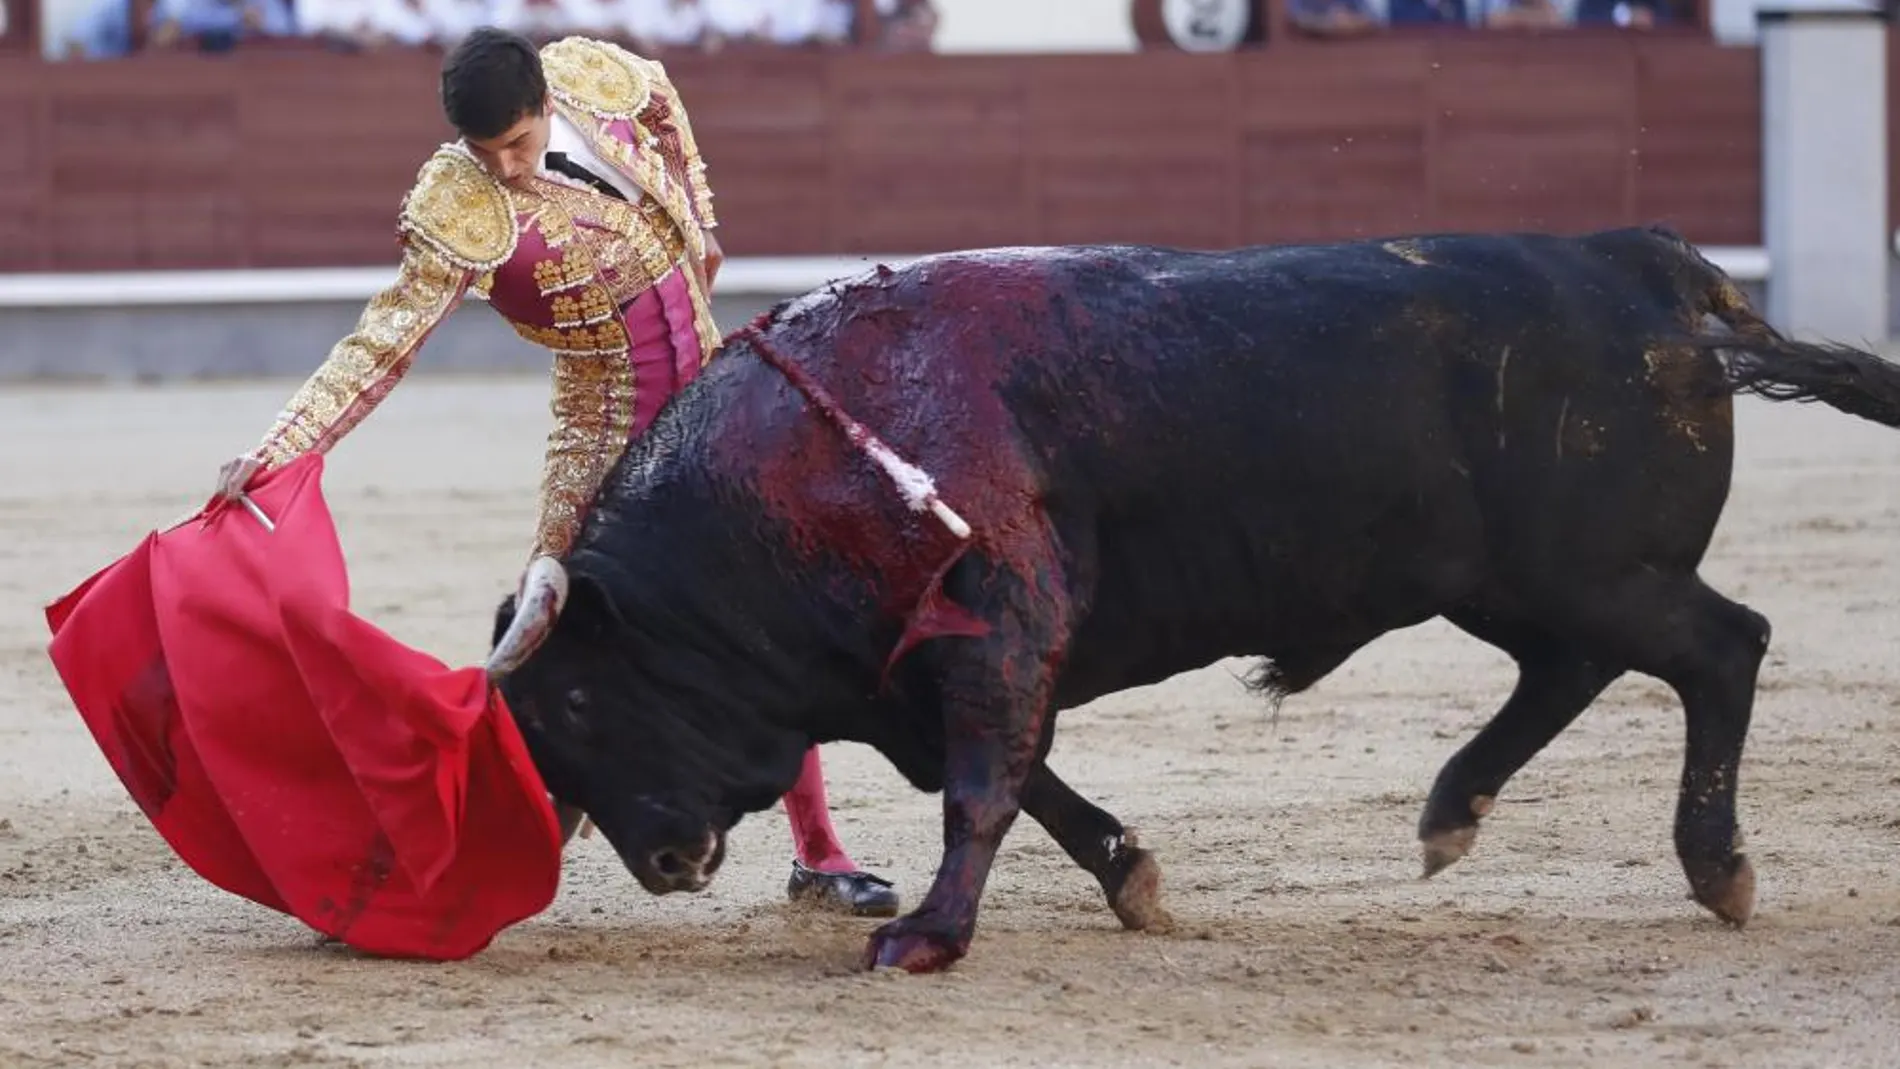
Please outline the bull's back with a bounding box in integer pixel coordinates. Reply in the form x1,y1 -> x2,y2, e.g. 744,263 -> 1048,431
893,232 -> 1736,699
994,230 -> 1720,479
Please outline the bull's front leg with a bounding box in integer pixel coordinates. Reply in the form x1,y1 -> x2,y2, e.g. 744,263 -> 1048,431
861,674 -> 1050,973
862,567 -> 1067,974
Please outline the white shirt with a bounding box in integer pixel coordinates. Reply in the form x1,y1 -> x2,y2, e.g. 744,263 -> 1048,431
541,111 -> 646,205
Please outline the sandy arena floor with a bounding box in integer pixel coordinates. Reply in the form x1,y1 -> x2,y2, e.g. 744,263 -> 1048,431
1,376 -> 1897,1068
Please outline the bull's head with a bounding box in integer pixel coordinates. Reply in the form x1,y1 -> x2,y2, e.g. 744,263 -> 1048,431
485,557 -> 807,897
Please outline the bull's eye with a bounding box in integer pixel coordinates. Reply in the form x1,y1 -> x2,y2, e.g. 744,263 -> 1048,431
560,688 -> 593,736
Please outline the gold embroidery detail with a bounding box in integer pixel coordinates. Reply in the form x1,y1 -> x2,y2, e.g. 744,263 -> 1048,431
689,272 -> 722,363
581,125 -> 703,264
524,203 -> 576,247
511,319 -> 629,357
254,244 -> 471,465
545,286 -> 614,330
533,148 -> 718,359
531,253 -> 593,296
646,60 -> 717,229
549,71 -> 704,266
542,36 -> 651,121
532,344 -> 636,561
536,178 -> 645,234
579,285 -> 613,324
398,144 -> 518,271
525,178 -> 691,308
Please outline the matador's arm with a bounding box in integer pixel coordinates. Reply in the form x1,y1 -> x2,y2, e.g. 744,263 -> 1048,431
528,349 -> 637,562
638,55 -> 717,231
250,144 -> 516,468
253,241 -> 471,466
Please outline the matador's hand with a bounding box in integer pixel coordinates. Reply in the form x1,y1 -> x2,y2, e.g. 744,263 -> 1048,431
214,455 -> 263,500
702,229 -> 724,289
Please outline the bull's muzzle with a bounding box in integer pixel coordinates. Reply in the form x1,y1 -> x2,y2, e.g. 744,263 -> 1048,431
632,827 -> 726,895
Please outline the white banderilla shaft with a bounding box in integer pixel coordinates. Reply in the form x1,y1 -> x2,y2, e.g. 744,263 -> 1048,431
843,422 -> 972,540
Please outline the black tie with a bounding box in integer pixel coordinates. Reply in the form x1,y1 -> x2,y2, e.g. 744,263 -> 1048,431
544,151 -> 627,202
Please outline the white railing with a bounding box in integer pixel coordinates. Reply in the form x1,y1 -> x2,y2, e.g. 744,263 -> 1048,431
0,247 -> 1779,309
0,256 -> 924,308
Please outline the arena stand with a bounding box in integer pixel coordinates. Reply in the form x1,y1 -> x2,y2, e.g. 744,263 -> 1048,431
36,0 -> 937,58
0,0 -> 1893,379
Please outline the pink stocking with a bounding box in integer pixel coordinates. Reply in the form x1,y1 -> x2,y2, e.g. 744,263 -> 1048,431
781,746 -> 856,873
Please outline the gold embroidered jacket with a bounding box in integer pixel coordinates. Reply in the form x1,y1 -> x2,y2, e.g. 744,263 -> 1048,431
250,36 -> 721,562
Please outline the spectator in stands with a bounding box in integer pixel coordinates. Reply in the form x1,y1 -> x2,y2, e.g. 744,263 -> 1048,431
624,0 -> 704,48
147,0 -> 297,50
1477,0 -> 1563,28
1384,0 -> 1464,23
298,0 -> 436,49
1288,0 -> 1380,37
489,0 -> 559,38
534,0 -> 642,40
868,0 -> 934,50
1572,0 -> 1667,27
1384,0 -> 1560,27
698,0 -> 766,47
492,0 -> 645,40
760,0 -> 854,46
415,0 -> 497,44
57,0 -> 140,56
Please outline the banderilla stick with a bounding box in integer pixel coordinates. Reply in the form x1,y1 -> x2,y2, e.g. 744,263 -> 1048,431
738,326 -> 972,540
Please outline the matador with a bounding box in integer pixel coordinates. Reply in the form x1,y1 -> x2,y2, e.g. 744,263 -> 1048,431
213,27 -> 898,918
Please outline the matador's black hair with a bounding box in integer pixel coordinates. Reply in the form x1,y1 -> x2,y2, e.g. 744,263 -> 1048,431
440,26 -> 547,140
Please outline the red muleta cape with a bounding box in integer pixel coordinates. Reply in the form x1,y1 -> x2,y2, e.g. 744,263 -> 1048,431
43,454 -> 562,960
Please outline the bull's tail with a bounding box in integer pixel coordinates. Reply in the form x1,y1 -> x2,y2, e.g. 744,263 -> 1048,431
1694,282 -> 1900,429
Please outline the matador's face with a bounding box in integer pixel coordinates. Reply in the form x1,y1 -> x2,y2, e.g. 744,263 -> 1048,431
463,95 -> 554,188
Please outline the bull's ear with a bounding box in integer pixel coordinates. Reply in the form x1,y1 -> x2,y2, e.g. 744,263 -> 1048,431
564,573 -> 627,641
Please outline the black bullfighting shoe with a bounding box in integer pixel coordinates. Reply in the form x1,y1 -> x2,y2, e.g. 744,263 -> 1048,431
786,860 -> 900,917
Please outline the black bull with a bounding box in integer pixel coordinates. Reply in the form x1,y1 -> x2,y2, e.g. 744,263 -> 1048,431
486,226 -> 1900,973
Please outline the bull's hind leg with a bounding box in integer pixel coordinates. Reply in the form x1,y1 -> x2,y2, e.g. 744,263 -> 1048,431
1021,760 -> 1172,932
1420,611 -> 1625,876
862,555 -> 1071,974
1543,573 -> 1770,926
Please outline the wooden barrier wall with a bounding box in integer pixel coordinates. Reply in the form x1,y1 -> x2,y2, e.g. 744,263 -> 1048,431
0,37 -> 1770,272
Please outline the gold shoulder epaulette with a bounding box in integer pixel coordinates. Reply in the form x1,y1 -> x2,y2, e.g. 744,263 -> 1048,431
542,36 -> 653,121
396,144 -> 518,272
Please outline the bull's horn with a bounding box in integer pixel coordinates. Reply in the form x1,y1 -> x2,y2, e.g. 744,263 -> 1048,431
486,556 -> 569,679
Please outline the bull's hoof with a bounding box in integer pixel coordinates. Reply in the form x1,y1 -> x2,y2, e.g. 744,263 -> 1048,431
1419,825 -> 1479,878
1416,794 -> 1492,878
1684,853 -> 1755,928
860,916 -> 968,974
1107,847 -> 1173,932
